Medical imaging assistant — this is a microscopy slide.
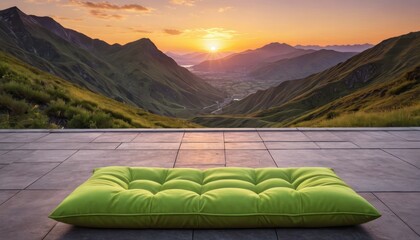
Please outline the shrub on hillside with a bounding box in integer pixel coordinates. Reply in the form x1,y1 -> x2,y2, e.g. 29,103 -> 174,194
0,93 -> 29,115
67,111 -> 113,128
2,81 -> 51,104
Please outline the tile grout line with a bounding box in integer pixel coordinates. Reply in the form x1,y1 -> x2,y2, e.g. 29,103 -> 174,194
256,131 -> 278,168
313,141 -> 322,149
114,142 -> 123,150
0,143 -> 25,150
0,189 -> 21,207
379,149 -> 420,170
327,130 -> 345,141
3,133 -> 52,144
372,192 -> 420,237
0,148 -> 14,156
386,131 -> 413,141
300,131 -> 326,149
300,130 -> 315,143
351,141 -> 363,149
41,222 -> 58,240
129,132 -> 141,142
32,132 -> 51,142
172,132 -> 185,168
89,132 -> 105,143
24,150 -> 80,190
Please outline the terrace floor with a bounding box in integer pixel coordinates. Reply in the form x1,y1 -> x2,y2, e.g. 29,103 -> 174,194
0,128 -> 419,240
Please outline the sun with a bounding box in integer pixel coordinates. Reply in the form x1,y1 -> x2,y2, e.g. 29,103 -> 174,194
209,45 -> 218,53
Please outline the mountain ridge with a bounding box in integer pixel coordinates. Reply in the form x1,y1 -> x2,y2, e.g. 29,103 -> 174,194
191,42 -> 313,73
193,31 -> 420,127
166,51 -> 234,66
295,43 -> 374,52
0,6 -> 225,117
249,49 -> 357,83
0,50 -> 199,128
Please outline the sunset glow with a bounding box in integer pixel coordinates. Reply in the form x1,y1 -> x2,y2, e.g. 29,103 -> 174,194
1,0 -> 419,52
209,46 -> 218,53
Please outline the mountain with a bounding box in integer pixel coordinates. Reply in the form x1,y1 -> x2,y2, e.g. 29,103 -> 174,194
295,44 -> 374,52
166,51 -> 234,66
194,31 -> 420,127
249,50 -> 357,83
192,43 -> 314,73
0,7 -> 225,117
0,50 -> 199,128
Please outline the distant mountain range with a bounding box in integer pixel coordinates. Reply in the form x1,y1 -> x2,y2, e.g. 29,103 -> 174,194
194,31 -> 420,127
191,42 -> 372,74
295,44 -> 374,52
0,7 -> 224,117
166,51 -> 233,66
249,49 -> 357,83
192,42 -> 358,90
192,43 -> 314,73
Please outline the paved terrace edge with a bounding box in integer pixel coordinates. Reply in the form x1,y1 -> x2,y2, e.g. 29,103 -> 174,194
0,127 -> 418,133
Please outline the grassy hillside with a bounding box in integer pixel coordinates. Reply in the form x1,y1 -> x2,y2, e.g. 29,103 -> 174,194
269,66 -> 420,127
0,51 -> 199,128
295,105 -> 420,127
194,32 -> 420,127
0,7 -> 224,118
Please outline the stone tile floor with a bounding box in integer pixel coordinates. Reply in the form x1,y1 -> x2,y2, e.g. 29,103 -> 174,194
0,128 -> 419,240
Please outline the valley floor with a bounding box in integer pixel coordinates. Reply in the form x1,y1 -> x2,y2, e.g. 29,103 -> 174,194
192,69 -> 280,101
0,128 -> 419,239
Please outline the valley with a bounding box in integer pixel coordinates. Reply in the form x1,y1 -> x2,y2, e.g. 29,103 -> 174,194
192,70 -> 279,101
194,32 -> 420,127
0,6 -> 418,129
191,46 -> 360,114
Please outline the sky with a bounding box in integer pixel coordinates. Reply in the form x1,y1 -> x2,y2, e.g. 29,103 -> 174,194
1,0 -> 420,52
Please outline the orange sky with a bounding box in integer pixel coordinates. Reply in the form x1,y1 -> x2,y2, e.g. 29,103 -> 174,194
1,0 -> 419,52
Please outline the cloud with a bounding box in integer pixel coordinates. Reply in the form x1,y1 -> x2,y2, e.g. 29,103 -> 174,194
89,10 -> 123,19
67,1 -> 153,19
202,28 -> 236,40
170,0 -> 196,6
218,6 -> 232,13
164,29 -> 183,35
51,15 -> 83,21
129,27 -> 152,33
69,0 -> 151,12
183,28 -> 237,40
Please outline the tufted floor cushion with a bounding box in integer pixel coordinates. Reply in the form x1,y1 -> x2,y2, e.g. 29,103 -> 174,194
49,167 -> 380,228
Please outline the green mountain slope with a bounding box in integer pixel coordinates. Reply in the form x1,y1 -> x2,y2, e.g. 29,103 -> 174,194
0,7 -> 224,117
0,51 -> 199,128
249,50 -> 357,82
193,31 -> 420,127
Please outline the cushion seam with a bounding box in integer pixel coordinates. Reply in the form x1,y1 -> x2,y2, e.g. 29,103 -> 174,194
50,212 -> 380,219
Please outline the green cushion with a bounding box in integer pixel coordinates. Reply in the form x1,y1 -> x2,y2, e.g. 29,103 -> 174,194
49,167 -> 380,228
